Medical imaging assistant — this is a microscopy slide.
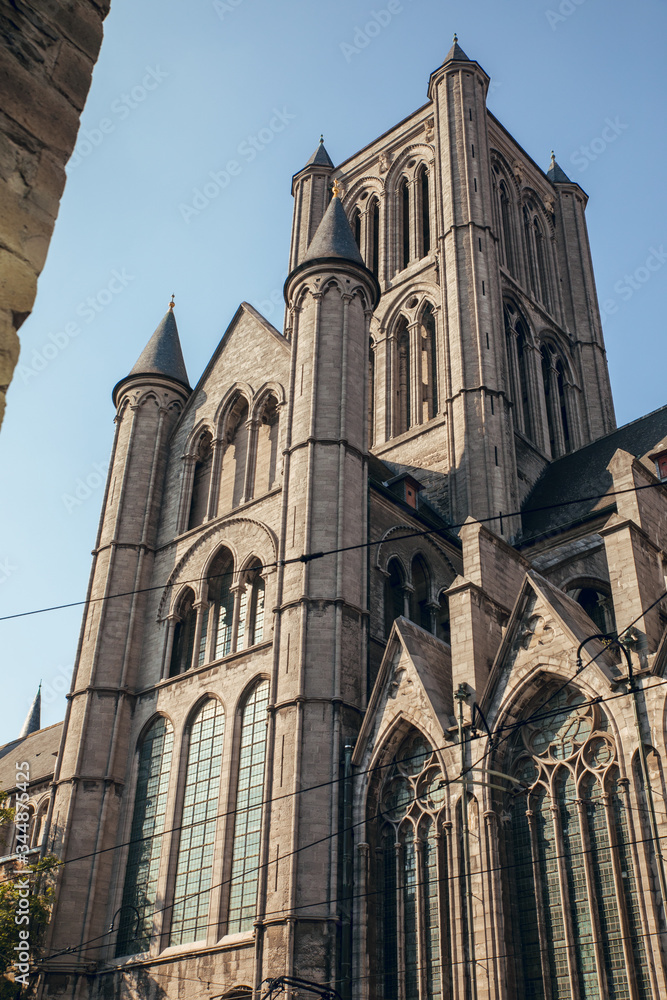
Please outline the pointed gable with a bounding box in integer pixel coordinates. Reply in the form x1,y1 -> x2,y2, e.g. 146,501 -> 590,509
353,617 -> 454,766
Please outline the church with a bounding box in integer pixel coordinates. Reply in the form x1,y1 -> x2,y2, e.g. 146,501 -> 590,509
26,34 -> 667,1000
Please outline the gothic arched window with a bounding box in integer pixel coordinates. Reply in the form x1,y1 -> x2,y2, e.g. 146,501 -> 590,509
170,698 -> 225,945
170,589 -> 197,676
397,319 -> 411,435
369,197 -> 380,276
436,590 -> 450,645
400,178 -> 410,270
116,717 -> 173,956
541,344 -> 572,458
385,558 -> 406,637
523,205 -> 538,300
188,430 -> 213,530
504,306 -> 533,441
411,555 -> 432,631
502,685 -> 652,1000
236,563 -> 265,651
420,304 -> 438,421
220,395 -> 249,511
499,179 -> 516,275
566,582 -> 616,636
206,548 -> 235,661
534,217 -> 552,312
227,680 -> 269,933
253,393 -> 280,498
419,166 -> 431,257
351,206 -> 362,250
374,730 -> 451,1000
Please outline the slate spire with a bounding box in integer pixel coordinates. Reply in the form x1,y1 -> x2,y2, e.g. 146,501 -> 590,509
114,299 -> 190,403
547,149 -> 572,183
19,684 -> 41,738
301,184 -> 365,267
443,32 -> 470,64
304,135 -> 334,169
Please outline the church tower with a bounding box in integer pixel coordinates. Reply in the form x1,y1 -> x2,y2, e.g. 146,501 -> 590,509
262,189 -> 380,985
43,305 -> 190,962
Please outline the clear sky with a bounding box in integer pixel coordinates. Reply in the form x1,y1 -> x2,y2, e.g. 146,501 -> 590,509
1,0 -> 666,742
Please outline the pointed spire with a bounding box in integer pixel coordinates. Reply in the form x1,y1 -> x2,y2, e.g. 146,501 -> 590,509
444,32 -> 470,64
19,684 -> 41,739
115,300 -> 191,402
304,136 -> 334,169
547,150 -> 572,183
301,187 -> 365,267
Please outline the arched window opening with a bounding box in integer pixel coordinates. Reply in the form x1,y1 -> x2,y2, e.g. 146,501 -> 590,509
206,548 -> 235,661
352,207 -> 362,250
116,717 -> 173,956
375,731 -> 450,1000
228,680 -> 269,933
534,218 -> 552,312
504,307 -> 533,441
385,559 -> 406,638
170,699 -> 225,945
369,197 -> 380,276
410,556 -> 431,632
220,396 -> 249,511
567,584 -> 616,636
188,431 -> 213,530
437,591 -> 450,645
400,178 -> 410,270
420,304 -> 438,421
31,802 -> 49,850
523,206 -> 538,300
170,589 -> 197,677
236,564 -> 265,651
368,338 -> 375,448
419,167 -> 430,257
541,346 -> 557,457
499,180 -> 515,276
556,361 -> 570,453
515,324 -> 532,440
397,320 -> 411,435
254,394 -> 280,497
502,685 -> 652,1000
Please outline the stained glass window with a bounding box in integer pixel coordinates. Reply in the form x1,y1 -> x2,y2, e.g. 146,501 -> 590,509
228,680 -> 269,933
376,730 -> 450,1000
116,717 -> 173,956
506,684 -> 653,999
170,699 -> 225,945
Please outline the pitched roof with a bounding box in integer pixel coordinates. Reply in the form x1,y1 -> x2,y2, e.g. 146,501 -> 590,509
0,722 -> 63,790
443,34 -> 470,63
520,405 -> 667,543
125,307 -> 190,389
301,195 -> 365,267
305,138 -> 333,168
547,153 -> 572,184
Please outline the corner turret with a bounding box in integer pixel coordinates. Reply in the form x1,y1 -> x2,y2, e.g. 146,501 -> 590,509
288,137 -> 335,274
112,299 -> 190,406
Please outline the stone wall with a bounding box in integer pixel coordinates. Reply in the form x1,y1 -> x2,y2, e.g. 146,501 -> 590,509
0,0 -> 110,428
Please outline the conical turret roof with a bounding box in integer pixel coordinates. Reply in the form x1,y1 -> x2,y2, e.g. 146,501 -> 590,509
547,151 -> 572,184
444,33 -> 470,63
301,194 -> 364,267
19,684 -> 41,738
128,305 -> 190,387
304,137 -> 334,169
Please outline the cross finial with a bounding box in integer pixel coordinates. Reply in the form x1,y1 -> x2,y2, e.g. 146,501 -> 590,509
320,134 -> 324,144
169,294 -> 175,310
453,32 -> 458,42
332,177 -> 341,199
550,149 -> 556,166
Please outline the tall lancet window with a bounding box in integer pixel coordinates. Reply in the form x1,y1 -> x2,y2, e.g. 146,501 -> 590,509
236,563 -> 265,651
116,717 -> 173,956
400,178 -> 411,270
170,698 -> 225,945
220,395 -> 249,511
206,547 -> 235,660
374,730 -> 450,1000
170,589 -> 197,676
534,217 -> 552,313
420,304 -> 438,421
188,430 -> 213,530
369,197 -> 380,276
502,684 -> 652,1000
396,319 -> 411,435
228,680 -> 270,933
352,206 -> 362,250
419,166 -> 431,257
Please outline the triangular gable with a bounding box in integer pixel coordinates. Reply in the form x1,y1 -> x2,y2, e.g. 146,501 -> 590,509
353,617 -> 454,767
480,569 -> 620,727
176,302 -> 290,427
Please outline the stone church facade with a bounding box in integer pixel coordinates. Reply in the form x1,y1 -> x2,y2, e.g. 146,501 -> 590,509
36,36 -> 667,1000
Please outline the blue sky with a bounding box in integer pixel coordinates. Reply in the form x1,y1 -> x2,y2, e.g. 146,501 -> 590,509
1,0 -> 666,741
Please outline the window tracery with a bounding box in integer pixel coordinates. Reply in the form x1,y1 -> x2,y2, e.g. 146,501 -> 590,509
504,685 -> 652,999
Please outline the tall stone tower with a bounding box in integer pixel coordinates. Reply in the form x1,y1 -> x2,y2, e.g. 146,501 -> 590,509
43,306 -> 190,962
262,192 -> 379,984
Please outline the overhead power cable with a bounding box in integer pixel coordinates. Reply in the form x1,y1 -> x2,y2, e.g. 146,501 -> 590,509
2,478 -> 666,623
